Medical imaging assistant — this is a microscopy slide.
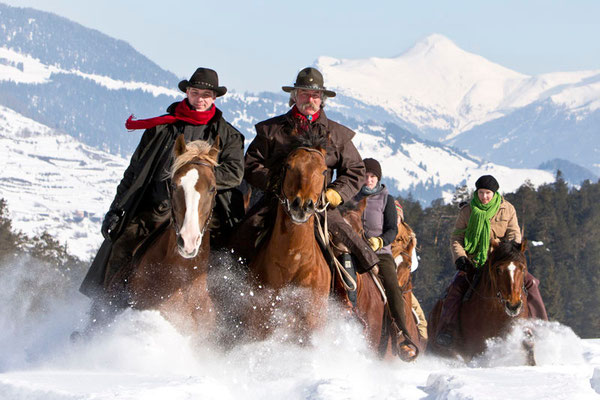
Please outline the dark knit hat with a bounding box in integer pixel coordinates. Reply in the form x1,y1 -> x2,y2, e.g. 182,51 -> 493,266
475,175 -> 499,193
282,67 -> 336,97
178,67 -> 227,97
363,158 -> 382,181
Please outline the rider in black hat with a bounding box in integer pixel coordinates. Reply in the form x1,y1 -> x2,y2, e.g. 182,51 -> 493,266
78,67 -> 245,332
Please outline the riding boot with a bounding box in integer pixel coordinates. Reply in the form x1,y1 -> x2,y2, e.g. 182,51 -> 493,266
436,271 -> 470,347
377,253 -> 417,360
327,209 -> 379,273
524,272 -> 548,321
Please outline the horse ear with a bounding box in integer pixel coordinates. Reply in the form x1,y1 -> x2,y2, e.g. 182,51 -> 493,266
174,134 -> 187,158
520,238 -> 528,253
490,238 -> 501,251
208,136 -> 221,162
357,197 -> 367,214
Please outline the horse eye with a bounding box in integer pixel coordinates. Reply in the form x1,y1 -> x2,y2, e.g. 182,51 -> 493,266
210,186 -> 217,193
322,169 -> 327,176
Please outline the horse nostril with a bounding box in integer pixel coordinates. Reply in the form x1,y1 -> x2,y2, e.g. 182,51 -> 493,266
305,199 -> 314,211
292,197 -> 302,209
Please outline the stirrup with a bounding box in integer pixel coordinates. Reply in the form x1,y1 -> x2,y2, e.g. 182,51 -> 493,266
398,341 -> 418,362
339,253 -> 357,307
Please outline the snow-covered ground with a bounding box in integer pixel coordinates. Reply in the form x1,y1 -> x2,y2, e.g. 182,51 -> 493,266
0,253 -> 598,400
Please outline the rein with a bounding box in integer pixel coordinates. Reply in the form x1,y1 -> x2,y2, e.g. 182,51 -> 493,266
464,261 -> 525,308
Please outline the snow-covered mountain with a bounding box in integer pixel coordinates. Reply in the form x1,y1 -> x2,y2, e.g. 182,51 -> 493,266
0,105 -> 127,259
2,3 -> 589,255
317,34 -> 600,176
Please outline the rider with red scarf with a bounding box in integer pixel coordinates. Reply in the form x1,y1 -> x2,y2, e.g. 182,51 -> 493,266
79,68 -> 245,320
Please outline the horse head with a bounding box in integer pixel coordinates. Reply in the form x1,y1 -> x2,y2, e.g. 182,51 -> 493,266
393,223 -> 417,290
279,132 -> 328,224
169,134 -> 219,258
487,238 -> 528,317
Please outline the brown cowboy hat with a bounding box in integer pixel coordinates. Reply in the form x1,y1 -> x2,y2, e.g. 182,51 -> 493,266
282,67 -> 336,97
178,67 -> 227,97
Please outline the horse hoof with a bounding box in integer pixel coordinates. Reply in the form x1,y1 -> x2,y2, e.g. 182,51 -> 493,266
435,332 -> 454,348
398,343 -> 417,362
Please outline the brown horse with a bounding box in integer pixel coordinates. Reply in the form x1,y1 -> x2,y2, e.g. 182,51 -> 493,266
390,219 -> 427,354
246,133 -> 331,341
337,199 -> 425,358
125,134 -> 219,336
428,239 -> 535,365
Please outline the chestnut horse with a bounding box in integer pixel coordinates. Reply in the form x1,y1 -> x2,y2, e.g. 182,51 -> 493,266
428,239 -> 535,365
337,199 -> 425,357
390,219 -> 427,354
246,133 -> 331,341
125,135 -> 219,336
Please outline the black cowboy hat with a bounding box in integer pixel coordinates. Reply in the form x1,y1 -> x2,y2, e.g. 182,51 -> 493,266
282,67 -> 336,97
178,67 -> 227,97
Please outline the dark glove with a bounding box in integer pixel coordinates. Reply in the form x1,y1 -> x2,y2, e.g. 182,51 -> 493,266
455,256 -> 475,274
101,209 -> 122,240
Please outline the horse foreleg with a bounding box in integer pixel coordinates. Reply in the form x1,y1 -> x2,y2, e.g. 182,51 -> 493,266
522,327 -> 536,366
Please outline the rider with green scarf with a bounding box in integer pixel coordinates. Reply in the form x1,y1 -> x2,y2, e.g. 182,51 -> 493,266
435,175 -> 548,348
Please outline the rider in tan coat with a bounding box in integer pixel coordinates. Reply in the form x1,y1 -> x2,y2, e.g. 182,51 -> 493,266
436,175 -> 548,348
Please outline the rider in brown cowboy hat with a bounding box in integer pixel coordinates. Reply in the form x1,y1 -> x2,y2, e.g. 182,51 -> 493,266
235,66 -> 377,272
232,67 -> 415,358
78,67 -> 245,332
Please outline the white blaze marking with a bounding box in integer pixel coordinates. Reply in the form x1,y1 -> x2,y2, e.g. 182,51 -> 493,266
179,169 -> 201,253
508,262 -> 516,285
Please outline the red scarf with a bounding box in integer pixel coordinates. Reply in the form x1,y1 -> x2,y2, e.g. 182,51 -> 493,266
291,105 -> 320,123
125,101 -> 216,130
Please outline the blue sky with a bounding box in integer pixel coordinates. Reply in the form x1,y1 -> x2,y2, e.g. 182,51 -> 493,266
4,0 -> 600,93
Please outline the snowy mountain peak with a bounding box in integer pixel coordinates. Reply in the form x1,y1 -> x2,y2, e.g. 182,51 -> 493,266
401,33 -> 463,58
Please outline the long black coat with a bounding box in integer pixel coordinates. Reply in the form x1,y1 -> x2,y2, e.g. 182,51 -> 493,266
79,106 -> 244,298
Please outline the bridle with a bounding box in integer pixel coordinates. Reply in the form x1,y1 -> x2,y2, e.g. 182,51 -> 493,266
466,259 -> 526,312
276,146 -> 329,219
168,160 -> 216,240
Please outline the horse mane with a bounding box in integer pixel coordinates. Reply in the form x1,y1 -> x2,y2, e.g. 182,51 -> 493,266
268,131 -> 329,193
290,129 -> 329,152
488,239 -> 526,266
170,140 -> 218,178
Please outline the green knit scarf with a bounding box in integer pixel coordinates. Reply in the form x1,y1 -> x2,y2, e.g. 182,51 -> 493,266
463,192 -> 502,267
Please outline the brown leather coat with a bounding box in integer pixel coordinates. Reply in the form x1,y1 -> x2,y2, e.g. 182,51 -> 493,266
450,198 -> 521,262
245,109 -> 365,202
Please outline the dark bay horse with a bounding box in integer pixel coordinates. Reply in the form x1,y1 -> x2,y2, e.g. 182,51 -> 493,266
428,239 -> 535,365
125,134 -> 219,336
246,133 -> 331,341
337,199 -> 425,359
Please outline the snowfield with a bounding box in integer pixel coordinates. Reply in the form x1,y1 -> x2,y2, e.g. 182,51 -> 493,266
0,253 -> 598,400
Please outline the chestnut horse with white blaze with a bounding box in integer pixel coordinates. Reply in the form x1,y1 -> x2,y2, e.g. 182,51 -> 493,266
428,239 -> 536,365
126,134 -> 219,336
